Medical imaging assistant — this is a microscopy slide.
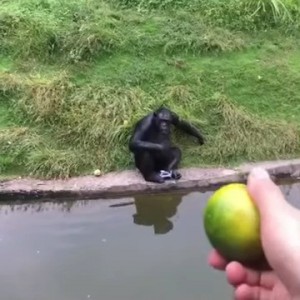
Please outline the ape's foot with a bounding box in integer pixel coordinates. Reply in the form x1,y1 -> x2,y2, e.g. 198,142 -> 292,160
145,173 -> 165,184
171,170 -> 181,180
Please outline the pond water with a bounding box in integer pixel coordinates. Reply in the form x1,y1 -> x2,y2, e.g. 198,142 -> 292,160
0,181 -> 299,300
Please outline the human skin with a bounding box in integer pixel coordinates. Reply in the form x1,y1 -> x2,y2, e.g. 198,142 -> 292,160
208,167 -> 300,300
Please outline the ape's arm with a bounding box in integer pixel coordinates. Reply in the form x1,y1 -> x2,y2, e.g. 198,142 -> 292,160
171,112 -> 205,145
129,115 -> 163,153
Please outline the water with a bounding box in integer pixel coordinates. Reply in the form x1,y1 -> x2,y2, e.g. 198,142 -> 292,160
0,181 -> 299,300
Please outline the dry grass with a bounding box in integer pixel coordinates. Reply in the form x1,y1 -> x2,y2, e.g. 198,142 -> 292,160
1,73 -> 300,178
0,0 -> 255,64
162,19 -> 246,55
26,147 -> 86,179
198,94 -> 300,164
0,126 -> 43,172
1,0 -> 300,178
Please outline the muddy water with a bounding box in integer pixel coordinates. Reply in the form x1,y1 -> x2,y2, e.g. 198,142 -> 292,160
0,182 -> 299,300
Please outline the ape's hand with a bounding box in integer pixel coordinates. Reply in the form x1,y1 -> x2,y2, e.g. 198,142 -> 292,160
198,136 -> 205,145
159,140 -> 172,152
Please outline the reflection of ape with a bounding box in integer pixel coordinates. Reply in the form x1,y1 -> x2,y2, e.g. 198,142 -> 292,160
132,194 -> 182,235
129,107 -> 205,184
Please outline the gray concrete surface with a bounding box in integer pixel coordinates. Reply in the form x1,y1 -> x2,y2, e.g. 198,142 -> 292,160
1,158 -> 300,202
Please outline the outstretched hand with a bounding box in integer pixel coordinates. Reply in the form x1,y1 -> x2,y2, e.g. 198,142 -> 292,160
208,167 -> 300,300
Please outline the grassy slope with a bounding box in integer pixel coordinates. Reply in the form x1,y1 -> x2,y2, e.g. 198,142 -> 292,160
1,0 -> 300,179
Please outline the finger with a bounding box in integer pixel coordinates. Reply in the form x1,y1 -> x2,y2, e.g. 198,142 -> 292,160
234,284 -> 271,300
226,262 -> 275,288
208,249 -> 228,270
246,167 -> 291,219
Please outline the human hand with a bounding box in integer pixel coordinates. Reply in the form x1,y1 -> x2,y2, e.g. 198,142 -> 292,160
208,250 -> 292,300
208,167 -> 300,300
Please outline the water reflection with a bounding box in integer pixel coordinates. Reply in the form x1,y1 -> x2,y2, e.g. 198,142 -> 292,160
0,192 -> 184,235
132,194 -> 183,235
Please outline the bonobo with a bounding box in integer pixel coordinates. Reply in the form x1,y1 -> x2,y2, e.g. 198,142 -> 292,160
129,107 -> 205,183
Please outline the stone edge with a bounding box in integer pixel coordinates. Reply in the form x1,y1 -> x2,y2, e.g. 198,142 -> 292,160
0,158 -> 300,202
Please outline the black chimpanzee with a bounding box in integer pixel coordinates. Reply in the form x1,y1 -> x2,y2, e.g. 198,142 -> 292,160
128,107 -> 205,183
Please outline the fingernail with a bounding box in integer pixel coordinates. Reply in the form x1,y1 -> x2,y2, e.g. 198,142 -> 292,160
249,167 -> 270,180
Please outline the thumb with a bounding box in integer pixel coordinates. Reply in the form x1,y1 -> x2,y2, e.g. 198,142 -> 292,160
246,167 -> 291,219
247,167 -> 300,297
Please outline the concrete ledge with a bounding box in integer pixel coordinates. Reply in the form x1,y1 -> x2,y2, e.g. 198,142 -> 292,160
1,158 -> 300,202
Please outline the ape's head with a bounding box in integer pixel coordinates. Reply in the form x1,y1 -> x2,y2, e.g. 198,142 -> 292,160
153,107 -> 172,135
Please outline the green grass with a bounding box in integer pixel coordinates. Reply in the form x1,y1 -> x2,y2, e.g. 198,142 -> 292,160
1,0 -> 300,179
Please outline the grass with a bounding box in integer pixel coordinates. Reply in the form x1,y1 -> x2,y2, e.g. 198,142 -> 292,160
1,0 -> 300,179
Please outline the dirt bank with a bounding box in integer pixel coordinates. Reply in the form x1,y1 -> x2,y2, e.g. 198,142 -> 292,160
1,159 -> 300,202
